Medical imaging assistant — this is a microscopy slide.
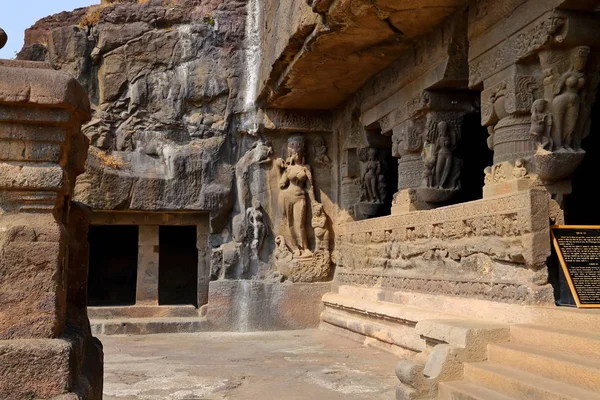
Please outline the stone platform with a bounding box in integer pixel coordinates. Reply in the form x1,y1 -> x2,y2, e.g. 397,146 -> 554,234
90,281 -> 333,334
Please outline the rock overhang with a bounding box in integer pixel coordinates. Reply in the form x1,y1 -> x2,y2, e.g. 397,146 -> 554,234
260,0 -> 470,110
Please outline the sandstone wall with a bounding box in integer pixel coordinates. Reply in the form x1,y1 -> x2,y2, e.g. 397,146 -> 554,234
19,0 -> 249,231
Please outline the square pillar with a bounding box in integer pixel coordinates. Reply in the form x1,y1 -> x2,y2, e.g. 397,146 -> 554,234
136,225 -> 159,306
197,224 -> 210,307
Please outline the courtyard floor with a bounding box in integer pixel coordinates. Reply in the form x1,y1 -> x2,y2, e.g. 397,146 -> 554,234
101,329 -> 399,400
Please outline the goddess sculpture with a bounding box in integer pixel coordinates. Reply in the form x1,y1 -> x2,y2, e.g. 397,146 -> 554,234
551,46 -> 590,151
362,148 -> 383,203
275,136 -> 316,256
433,121 -> 454,189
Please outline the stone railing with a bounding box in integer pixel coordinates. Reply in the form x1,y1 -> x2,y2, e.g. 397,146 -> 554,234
335,188 -> 554,305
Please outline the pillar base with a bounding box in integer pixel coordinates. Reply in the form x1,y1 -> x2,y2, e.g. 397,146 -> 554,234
391,189 -> 435,215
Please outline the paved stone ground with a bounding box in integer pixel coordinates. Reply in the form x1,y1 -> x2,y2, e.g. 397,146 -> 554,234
101,329 -> 399,399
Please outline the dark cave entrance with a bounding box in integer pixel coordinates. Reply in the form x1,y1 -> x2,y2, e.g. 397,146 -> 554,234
452,112 -> 494,205
88,225 -> 139,307
564,98 -> 600,225
158,226 -> 199,307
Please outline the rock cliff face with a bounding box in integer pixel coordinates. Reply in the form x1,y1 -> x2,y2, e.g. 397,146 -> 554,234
19,0 -> 248,229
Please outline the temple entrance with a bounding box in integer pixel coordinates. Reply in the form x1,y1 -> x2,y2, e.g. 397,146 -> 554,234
88,225 -> 139,306
158,226 -> 199,307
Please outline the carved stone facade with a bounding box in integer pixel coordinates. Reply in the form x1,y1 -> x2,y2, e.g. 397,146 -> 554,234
7,1 -> 600,398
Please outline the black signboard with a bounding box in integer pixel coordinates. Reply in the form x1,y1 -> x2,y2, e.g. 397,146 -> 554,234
551,226 -> 600,308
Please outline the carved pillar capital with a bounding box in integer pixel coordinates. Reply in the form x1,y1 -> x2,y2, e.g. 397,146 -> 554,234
474,10 -> 600,198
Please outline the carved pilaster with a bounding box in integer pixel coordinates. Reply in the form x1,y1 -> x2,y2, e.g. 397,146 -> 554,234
385,90 -> 476,214
473,10 -> 600,200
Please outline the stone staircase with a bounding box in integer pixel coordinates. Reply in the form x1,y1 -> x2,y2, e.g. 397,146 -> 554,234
439,324 -> 600,400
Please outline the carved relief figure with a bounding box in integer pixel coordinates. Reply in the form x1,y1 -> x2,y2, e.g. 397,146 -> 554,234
235,138 -> 272,212
434,121 -> 454,189
233,138 -> 272,243
312,137 -> 332,167
529,99 -> 553,150
274,235 -> 293,264
551,46 -> 590,151
423,120 -> 461,190
311,202 -> 330,251
360,148 -> 384,203
246,199 -> 266,254
512,159 -> 528,179
275,136 -> 316,256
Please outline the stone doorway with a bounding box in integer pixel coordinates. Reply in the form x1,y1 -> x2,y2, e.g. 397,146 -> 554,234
159,225 -> 199,307
87,212 -> 210,334
88,225 -> 139,307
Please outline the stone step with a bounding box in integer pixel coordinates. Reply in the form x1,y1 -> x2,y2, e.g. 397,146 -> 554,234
321,293 -> 460,354
88,305 -> 200,319
91,317 -> 208,335
438,380 -> 517,400
510,324 -> 600,359
464,362 -> 600,400
322,293 -> 458,324
488,342 -> 600,392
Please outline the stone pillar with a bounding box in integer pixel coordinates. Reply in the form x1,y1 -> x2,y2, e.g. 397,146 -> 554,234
469,2 -> 600,214
388,91 -> 476,214
0,55 -> 102,397
136,225 -> 159,306
197,224 -> 210,307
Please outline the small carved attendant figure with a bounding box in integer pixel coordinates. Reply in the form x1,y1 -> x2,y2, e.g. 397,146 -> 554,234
311,202 -> 330,251
275,136 -> 316,256
274,235 -> 293,264
363,148 -> 383,203
530,99 -> 553,150
551,46 -> 590,151
434,121 -> 454,189
313,137 -> 332,167
378,173 -> 387,203
423,157 -> 435,187
246,198 -> 266,253
484,166 -> 493,185
512,159 -> 528,179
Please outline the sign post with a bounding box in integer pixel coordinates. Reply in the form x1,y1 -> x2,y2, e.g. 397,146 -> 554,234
551,225 -> 600,308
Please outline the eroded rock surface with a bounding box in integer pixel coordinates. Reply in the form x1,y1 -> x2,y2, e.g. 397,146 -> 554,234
19,0 -> 248,225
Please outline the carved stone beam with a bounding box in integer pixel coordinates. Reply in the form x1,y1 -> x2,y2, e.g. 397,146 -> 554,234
257,109 -> 333,134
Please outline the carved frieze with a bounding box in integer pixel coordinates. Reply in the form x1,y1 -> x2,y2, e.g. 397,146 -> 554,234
469,11 -> 567,87
334,189 -> 553,304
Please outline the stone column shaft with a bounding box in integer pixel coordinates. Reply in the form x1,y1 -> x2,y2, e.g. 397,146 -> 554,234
136,225 -> 159,305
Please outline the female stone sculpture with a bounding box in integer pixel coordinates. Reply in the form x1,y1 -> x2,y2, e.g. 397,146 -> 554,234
363,148 -> 382,202
275,136 -> 316,256
434,121 -> 453,189
551,46 -> 589,151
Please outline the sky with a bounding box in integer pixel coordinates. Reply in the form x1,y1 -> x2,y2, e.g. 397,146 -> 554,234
0,0 -> 99,59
